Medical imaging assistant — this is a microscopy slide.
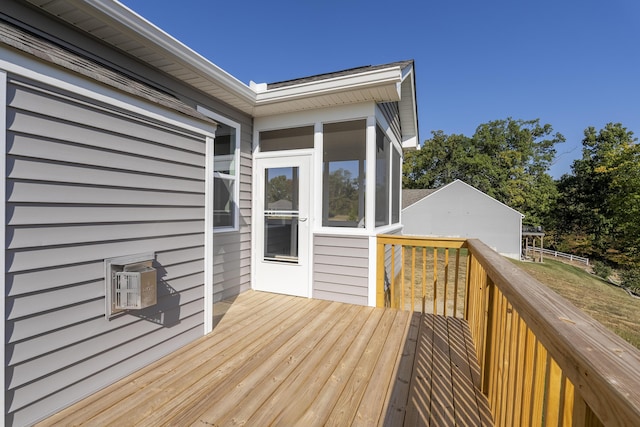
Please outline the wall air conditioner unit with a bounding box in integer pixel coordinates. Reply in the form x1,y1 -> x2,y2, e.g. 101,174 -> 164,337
114,264 -> 157,310
105,252 -> 156,319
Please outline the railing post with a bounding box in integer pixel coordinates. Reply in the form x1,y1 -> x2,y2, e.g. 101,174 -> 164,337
376,239 -> 385,307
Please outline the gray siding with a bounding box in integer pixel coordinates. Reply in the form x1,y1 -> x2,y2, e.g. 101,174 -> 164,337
313,234 -> 369,305
5,75 -> 211,426
378,102 -> 401,142
4,0 -> 253,307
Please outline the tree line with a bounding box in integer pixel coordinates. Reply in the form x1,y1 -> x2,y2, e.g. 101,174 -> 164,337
403,118 -> 640,292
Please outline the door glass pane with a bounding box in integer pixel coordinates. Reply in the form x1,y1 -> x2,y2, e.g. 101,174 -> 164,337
264,167 -> 299,262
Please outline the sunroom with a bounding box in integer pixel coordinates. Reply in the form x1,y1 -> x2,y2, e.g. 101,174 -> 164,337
250,62 -> 418,305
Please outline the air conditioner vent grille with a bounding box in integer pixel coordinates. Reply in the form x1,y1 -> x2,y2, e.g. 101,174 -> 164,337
114,266 -> 157,310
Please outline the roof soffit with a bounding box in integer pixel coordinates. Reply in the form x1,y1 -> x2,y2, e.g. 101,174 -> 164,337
23,1 -> 419,125
253,66 -> 405,117
24,0 -> 257,114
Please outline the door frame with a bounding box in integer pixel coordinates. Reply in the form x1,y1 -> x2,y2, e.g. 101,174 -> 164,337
252,151 -> 314,297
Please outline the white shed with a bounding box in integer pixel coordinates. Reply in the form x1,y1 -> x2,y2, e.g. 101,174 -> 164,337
402,180 -> 524,259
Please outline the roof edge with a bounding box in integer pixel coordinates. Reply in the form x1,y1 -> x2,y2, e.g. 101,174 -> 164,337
60,0 -> 257,103
255,65 -> 403,104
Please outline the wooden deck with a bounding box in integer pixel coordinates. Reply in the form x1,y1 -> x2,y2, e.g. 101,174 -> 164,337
38,291 -> 492,426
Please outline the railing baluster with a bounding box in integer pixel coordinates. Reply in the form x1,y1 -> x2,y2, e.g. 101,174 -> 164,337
520,329 -> 536,427
512,314 -> 527,426
505,304 -> 518,427
464,252 -> 473,320
401,245 -> 405,310
444,248 -> 449,316
433,247 -> 438,315
453,249 -> 460,318
421,247 -> 426,314
390,244 -> 396,309
411,246 -> 416,312
545,358 -> 563,427
531,341 -> 548,425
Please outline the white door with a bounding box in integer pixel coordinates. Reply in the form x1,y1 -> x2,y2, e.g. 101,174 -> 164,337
254,155 -> 311,297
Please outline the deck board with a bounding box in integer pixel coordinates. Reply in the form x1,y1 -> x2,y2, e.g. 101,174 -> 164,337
37,291 -> 493,426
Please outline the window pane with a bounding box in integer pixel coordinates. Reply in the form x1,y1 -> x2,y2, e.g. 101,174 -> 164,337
323,120 -> 366,227
376,126 -> 389,227
264,167 -> 299,262
265,167 -> 299,211
214,124 -> 236,175
392,148 -> 401,224
214,176 -> 235,228
260,126 -> 314,152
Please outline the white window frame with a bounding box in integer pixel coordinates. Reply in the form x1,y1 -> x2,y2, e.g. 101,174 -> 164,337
197,105 -> 241,233
373,111 -> 403,229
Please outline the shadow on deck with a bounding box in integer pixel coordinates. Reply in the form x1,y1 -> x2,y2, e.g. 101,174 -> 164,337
38,291 -> 493,426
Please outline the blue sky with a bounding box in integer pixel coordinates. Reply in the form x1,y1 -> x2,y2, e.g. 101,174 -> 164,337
120,0 -> 640,178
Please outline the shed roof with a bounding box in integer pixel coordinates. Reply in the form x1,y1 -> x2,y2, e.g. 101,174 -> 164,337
403,180 -> 525,218
402,188 -> 437,209
267,61 -> 415,89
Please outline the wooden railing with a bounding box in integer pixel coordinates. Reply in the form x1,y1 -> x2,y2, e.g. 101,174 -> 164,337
376,235 -> 640,427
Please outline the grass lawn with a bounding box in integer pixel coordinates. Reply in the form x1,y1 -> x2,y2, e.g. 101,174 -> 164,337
511,258 -> 640,350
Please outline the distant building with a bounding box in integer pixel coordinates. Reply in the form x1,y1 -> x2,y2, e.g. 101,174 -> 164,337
402,180 -> 524,259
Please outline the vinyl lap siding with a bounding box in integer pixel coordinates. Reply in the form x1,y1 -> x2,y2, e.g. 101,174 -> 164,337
313,234 -> 369,305
5,76 -> 211,426
378,102 -> 401,142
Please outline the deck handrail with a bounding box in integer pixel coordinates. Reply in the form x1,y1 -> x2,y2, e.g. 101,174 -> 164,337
376,234 -> 640,427
467,238 -> 640,427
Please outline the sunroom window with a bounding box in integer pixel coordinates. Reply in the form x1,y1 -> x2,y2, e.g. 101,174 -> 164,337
392,146 -> 401,224
213,122 -> 238,230
322,120 -> 366,227
260,126 -> 314,151
376,126 -> 390,227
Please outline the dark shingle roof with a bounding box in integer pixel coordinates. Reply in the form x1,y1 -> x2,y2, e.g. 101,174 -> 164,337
402,188 -> 437,209
267,60 -> 414,90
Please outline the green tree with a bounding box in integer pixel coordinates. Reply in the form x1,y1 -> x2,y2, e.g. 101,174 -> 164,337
403,131 -> 473,189
555,123 -> 640,265
404,118 -> 564,226
266,175 -> 293,206
327,168 -> 359,220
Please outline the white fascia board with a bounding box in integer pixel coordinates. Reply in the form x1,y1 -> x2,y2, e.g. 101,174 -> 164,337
256,67 -> 402,105
402,135 -> 418,150
399,70 -> 419,148
79,0 -> 256,103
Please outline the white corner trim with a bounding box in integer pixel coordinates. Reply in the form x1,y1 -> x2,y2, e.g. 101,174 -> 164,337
365,116 -> 377,230
203,135 -> 215,334
368,235 -> 378,307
